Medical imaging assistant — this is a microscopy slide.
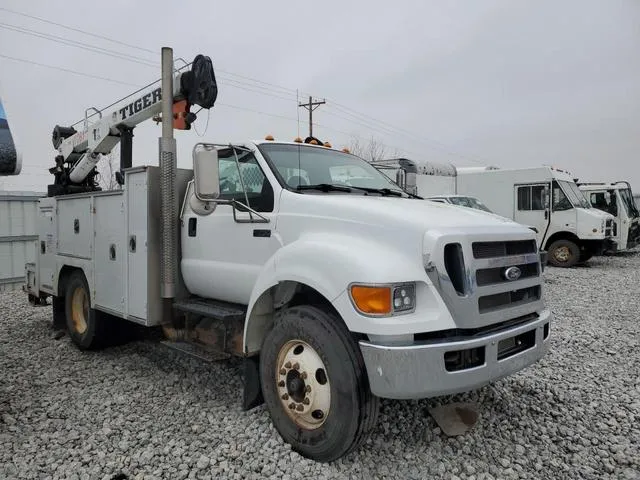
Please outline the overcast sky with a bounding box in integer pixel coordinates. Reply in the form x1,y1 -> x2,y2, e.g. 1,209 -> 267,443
1,0 -> 639,192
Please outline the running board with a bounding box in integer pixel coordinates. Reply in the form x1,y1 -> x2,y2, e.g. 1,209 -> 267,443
173,298 -> 246,322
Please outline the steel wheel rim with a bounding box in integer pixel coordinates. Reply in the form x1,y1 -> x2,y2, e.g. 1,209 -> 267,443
275,340 -> 331,430
71,287 -> 88,335
554,246 -> 571,262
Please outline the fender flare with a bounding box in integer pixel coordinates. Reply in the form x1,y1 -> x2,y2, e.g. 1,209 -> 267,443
242,233 -> 424,354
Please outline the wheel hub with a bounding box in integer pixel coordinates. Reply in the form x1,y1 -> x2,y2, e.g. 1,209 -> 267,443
555,246 -> 570,262
276,340 -> 331,430
71,287 -> 88,335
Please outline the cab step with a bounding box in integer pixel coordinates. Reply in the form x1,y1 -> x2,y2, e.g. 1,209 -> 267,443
173,298 -> 246,322
161,340 -> 230,362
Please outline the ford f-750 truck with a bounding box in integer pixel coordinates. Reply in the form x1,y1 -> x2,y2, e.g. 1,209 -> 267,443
20,48 -> 552,462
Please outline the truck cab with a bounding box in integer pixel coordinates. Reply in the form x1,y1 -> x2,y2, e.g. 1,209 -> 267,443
577,181 -> 640,251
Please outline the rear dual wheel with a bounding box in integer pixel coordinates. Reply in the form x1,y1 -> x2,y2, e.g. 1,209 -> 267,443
64,271 -> 108,349
260,305 -> 379,462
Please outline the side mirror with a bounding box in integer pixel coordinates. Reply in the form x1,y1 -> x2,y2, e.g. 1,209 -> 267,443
192,143 -> 220,201
405,171 -> 418,196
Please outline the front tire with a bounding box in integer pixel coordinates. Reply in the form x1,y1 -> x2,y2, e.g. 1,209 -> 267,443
547,239 -> 580,267
260,305 -> 379,462
64,271 -> 108,350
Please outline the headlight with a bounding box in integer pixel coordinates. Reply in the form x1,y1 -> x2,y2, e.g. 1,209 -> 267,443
601,219 -> 605,232
349,282 -> 416,316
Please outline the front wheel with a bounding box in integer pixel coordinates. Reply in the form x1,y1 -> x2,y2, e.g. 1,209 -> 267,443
547,239 -> 580,267
260,305 -> 379,462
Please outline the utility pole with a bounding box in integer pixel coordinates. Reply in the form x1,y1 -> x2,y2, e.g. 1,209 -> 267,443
298,96 -> 326,137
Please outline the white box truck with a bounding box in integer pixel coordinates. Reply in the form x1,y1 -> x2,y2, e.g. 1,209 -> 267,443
577,181 -> 640,252
373,158 -> 615,267
17,49 -> 552,462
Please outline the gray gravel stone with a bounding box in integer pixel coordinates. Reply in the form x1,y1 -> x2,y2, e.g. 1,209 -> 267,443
1,252 -> 639,479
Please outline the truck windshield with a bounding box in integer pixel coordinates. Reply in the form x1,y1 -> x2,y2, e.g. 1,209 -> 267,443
448,196 -> 492,212
558,180 -> 590,209
259,143 -> 406,195
619,188 -> 640,218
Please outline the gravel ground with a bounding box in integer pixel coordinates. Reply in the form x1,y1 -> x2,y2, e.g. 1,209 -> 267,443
1,254 -> 639,480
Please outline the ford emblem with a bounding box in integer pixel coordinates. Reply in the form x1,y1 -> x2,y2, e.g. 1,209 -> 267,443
504,266 -> 522,281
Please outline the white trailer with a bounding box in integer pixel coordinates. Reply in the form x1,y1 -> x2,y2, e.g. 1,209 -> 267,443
12,49 -> 552,462
373,158 -> 615,268
577,181 -> 640,251
0,190 -> 44,292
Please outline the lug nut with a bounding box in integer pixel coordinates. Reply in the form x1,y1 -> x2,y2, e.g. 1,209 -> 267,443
289,403 -> 295,409
292,362 -> 300,370
296,404 -> 304,412
279,368 -> 286,375
281,393 -> 289,400
301,372 -> 308,380
278,380 -> 285,387
285,362 -> 292,368
303,398 -> 310,405
305,385 -> 311,393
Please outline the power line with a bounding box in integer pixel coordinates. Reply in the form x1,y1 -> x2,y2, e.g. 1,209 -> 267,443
0,22 -> 158,68
0,54 -> 141,87
0,6 -> 157,54
0,7 -> 491,163
0,7 -> 487,162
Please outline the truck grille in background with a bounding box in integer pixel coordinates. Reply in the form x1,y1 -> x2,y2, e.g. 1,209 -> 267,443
472,240 -> 536,259
478,286 -> 541,313
476,263 -> 539,286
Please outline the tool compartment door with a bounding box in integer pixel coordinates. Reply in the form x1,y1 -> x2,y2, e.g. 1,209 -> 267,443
57,198 -> 93,259
93,193 -> 126,315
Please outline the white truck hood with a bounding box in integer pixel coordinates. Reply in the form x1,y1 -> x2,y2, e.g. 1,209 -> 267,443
279,191 -> 531,233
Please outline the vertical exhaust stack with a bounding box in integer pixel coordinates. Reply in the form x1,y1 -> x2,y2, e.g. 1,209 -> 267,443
159,47 -> 177,321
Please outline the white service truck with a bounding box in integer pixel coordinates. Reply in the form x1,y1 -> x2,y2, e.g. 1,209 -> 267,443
373,158 -> 615,268
17,49 -> 552,462
577,181 -> 640,252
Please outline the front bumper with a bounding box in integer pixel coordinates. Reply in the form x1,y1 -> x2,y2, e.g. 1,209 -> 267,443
359,309 -> 552,399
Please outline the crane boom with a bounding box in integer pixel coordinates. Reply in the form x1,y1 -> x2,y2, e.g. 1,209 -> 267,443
48,54 -> 217,196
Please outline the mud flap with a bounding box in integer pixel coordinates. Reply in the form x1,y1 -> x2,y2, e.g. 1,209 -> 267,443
242,355 -> 264,410
52,296 -> 66,330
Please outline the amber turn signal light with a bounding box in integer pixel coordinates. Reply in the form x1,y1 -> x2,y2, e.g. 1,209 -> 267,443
350,285 -> 392,315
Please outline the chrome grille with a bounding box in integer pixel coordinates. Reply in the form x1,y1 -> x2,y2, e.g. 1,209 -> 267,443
478,286 -> 541,314
426,233 -> 544,330
476,262 -> 539,286
472,240 -> 536,259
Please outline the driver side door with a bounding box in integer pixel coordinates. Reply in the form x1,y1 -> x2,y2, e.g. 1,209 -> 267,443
182,151 -> 282,305
514,183 -> 550,247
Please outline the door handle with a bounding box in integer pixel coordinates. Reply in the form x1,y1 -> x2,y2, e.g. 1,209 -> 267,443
253,229 -> 271,238
544,210 -> 549,220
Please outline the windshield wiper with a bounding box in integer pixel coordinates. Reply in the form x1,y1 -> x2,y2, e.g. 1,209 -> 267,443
347,186 -> 405,197
296,183 -> 353,193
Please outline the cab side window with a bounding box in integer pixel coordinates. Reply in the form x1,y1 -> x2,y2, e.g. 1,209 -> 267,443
517,185 -> 545,211
218,153 -> 274,212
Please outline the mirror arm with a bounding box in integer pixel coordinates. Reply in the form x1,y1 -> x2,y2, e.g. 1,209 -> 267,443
230,199 -> 270,223
232,147 -> 253,221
